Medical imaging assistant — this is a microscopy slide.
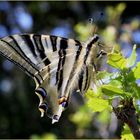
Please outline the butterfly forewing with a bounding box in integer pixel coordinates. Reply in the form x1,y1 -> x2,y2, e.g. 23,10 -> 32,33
0,33 -> 101,123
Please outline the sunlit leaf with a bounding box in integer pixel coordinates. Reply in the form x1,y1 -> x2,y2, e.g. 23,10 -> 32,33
85,89 -> 95,99
101,85 -> 124,96
109,79 -> 122,88
85,88 -> 102,99
132,62 -> 140,80
107,53 -> 127,70
97,71 -> 113,80
127,45 -> 137,68
121,124 -> 135,140
87,98 -> 111,112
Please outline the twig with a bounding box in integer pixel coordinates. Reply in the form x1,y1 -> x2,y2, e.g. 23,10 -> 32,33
113,98 -> 140,139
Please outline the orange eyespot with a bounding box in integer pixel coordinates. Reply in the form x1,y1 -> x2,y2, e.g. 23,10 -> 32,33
58,96 -> 67,104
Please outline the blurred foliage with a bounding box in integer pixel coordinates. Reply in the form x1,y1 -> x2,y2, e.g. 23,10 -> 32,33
30,132 -> 57,140
121,124 -> 135,140
0,1 -> 140,139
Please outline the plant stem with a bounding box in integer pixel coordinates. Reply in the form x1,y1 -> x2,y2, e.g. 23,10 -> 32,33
113,98 -> 140,139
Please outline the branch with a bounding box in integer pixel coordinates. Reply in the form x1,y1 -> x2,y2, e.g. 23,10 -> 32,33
113,98 -> 140,139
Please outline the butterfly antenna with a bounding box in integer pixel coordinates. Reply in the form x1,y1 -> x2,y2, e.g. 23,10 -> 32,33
93,12 -> 103,35
88,18 -> 94,37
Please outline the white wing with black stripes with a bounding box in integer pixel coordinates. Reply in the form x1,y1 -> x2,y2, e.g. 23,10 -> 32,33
0,33 -> 106,123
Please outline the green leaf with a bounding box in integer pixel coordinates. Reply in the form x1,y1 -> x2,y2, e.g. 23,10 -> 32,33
97,110 -> 111,124
87,98 -> 111,112
97,71 -> 113,80
42,133 -> 57,140
127,45 -> 137,68
101,85 -> 124,96
107,53 -> 127,70
109,79 -> 122,88
70,105 -> 92,128
85,88 -> 102,99
121,124 -> 135,140
85,89 -> 95,99
132,62 -> 140,80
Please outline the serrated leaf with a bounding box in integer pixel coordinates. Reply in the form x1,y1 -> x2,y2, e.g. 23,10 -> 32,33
132,62 -> 140,80
127,45 -> 137,68
101,85 -> 124,96
87,98 -> 110,112
107,53 -> 127,70
121,124 -> 135,140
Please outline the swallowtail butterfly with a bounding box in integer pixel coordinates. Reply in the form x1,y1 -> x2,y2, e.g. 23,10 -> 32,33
0,33 -> 106,123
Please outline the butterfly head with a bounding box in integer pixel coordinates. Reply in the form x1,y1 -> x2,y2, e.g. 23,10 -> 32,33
87,34 -> 107,70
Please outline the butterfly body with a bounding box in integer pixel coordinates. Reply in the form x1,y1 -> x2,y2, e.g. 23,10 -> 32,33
0,33 -> 106,123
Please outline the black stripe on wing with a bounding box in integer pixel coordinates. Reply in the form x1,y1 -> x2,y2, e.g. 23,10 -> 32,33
79,70 -> 84,91
9,35 -> 41,70
84,35 -> 99,64
1,36 -> 38,71
83,66 -> 90,92
50,36 -> 57,51
32,34 -> 51,66
0,39 -> 43,84
21,34 -> 37,57
75,40 -> 82,60
64,40 -> 84,94
56,38 -> 69,89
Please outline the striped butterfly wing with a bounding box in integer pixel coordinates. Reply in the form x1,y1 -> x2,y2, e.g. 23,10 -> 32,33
0,34 -> 88,123
0,33 -> 105,123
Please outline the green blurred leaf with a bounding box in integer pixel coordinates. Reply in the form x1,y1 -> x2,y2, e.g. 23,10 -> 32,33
85,88 -> 102,99
101,85 -> 124,96
74,23 -> 90,40
70,105 -> 92,128
127,45 -> 137,68
30,133 -> 57,140
42,133 -> 57,140
85,89 -> 95,99
116,3 -> 126,14
97,110 -> 111,124
87,98 -> 111,112
30,134 -> 41,139
107,53 -> 127,69
132,62 -> 140,80
121,124 -> 135,140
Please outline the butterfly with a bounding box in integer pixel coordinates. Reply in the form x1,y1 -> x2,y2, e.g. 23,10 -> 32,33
0,33 -> 107,123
